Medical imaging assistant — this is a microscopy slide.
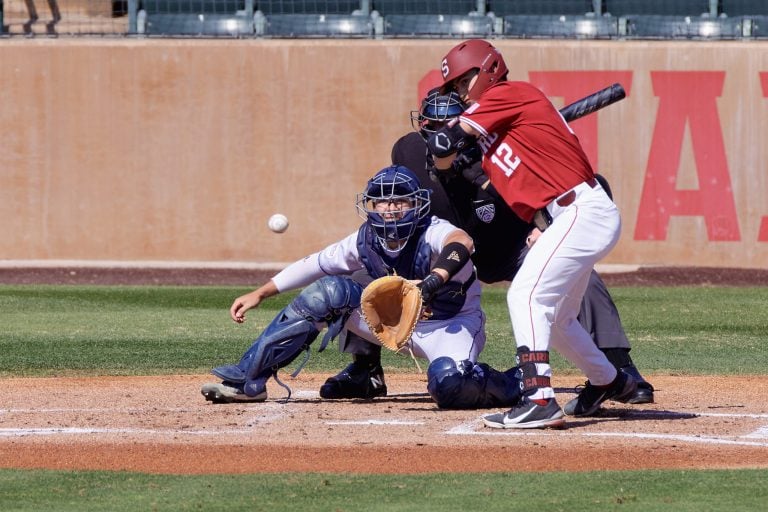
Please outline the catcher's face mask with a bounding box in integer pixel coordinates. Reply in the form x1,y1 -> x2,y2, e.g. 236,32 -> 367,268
411,90 -> 467,141
357,165 -> 431,251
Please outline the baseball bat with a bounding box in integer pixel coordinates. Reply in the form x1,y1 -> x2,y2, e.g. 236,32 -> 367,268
558,83 -> 626,123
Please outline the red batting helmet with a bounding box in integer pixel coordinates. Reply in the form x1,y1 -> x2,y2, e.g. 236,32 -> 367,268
440,39 -> 508,101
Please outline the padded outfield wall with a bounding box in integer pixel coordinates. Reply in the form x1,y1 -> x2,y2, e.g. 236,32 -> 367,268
2,39 -> 767,268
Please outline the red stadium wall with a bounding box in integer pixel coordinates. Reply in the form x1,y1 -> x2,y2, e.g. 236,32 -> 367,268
1,39 -> 767,268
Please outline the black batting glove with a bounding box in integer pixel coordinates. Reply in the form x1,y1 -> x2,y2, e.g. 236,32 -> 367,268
451,145 -> 482,177
418,272 -> 445,306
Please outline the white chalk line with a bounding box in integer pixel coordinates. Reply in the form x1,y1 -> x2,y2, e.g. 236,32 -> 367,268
447,411 -> 768,448
0,427 -> 256,437
2,402 -> 767,446
447,420 -> 768,447
325,420 -> 425,426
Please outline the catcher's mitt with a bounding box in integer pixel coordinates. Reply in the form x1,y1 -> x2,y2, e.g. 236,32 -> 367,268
360,275 -> 422,351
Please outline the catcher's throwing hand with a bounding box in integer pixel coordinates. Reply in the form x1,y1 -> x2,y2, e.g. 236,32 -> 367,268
229,280 -> 279,323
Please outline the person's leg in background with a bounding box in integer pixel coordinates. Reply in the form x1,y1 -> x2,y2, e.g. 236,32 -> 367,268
579,270 -> 655,404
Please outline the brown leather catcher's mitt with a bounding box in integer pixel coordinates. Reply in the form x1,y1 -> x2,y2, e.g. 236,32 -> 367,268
360,275 -> 422,351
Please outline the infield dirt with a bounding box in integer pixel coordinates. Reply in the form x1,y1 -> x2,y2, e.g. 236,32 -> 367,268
1,266 -> 767,474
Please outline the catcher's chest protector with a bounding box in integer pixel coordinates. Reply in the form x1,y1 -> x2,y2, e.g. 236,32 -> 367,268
357,223 -> 473,320
356,224 -> 431,279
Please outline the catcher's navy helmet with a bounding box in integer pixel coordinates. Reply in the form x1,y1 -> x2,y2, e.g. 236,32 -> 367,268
410,89 -> 467,140
357,165 -> 431,251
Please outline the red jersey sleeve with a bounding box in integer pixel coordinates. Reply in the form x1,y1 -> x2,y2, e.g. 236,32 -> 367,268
459,82 -> 595,222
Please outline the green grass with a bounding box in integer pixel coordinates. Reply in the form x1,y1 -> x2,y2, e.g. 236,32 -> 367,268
1,285 -> 767,376
1,284 -> 767,511
1,468 -> 767,512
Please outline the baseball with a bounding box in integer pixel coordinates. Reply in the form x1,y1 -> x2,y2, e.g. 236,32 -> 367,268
268,213 -> 289,233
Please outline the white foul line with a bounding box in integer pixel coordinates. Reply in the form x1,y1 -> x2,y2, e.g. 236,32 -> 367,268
0,427 -> 256,437
446,418 -> 768,447
2,402 -> 767,445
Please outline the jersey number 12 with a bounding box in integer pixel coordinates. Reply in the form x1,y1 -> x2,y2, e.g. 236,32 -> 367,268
490,142 -> 521,177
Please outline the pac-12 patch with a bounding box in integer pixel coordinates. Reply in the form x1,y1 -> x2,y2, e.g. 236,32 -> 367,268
474,203 -> 495,223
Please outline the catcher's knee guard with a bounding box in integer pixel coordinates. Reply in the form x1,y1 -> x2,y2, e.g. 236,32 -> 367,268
212,276 -> 363,397
426,357 -> 521,410
292,276 -> 363,351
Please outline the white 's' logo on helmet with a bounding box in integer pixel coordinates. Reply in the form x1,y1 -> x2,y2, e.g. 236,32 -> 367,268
441,59 -> 449,78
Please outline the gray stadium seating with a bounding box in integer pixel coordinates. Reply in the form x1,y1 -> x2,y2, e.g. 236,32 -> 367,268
143,14 -> 254,35
488,0 -> 597,16
623,14 -> 745,39
141,0 -> 248,14
371,1 -> 479,15
383,13 -> 493,37
745,15 -> 768,36
255,1 -> 363,14
604,0 -> 714,16
263,13 -> 373,37
720,1 -> 768,16
136,0 -> 255,35
502,14 -> 617,38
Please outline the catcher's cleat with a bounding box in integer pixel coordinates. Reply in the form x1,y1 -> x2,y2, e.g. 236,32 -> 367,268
614,365 -> 655,404
201,381 -> 267,404
563,370 -> 637,417
319,362 -> 388,400
482,397 -> 565,429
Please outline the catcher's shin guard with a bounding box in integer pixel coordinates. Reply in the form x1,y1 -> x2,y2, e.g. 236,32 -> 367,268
212,276 -> 363,397
426,357 -> 521,409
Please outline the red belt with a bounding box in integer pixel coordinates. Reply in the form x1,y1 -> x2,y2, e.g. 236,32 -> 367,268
555,177 -> 598,207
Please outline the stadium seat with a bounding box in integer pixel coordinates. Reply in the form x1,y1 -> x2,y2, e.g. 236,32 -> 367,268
488,0 -> 597,16
143,13 -> 254,35
604,0 -> 714,16
383,13 -> 493,37
746,15 -> 768,37
263,13 -> 373,37
623,14 -> 745,39
371,0 -> 480,15
136,0 -> 255,35
720,0 -> 768,16
141,0 -> 249,14
255,0 -> 364,15
502,14 -> 617,38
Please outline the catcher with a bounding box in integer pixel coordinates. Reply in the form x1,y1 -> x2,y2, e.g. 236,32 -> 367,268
201,165 -> 521,410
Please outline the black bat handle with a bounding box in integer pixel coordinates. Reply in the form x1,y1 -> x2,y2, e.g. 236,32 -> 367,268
559,83 -> 626,123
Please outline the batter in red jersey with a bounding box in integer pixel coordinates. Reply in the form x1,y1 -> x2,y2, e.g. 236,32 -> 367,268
428,39 -> 637,429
